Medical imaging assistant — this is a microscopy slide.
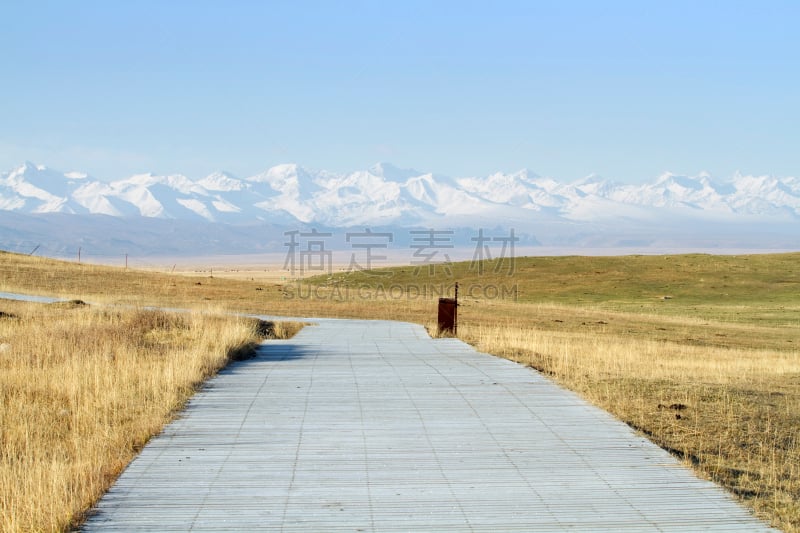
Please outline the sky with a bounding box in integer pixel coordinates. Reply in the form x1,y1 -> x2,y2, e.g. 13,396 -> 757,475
1,0 -> 798,183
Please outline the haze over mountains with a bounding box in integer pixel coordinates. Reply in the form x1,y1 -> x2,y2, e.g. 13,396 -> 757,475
1,161 -> 797,258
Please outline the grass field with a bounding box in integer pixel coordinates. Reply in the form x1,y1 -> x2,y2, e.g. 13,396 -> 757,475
1,250 -> 798,531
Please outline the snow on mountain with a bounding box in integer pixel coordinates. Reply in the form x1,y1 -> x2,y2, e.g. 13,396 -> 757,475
415,173 -> 498,219
71,181 -> 128,216
196,171 -> 246,192
368,162 -> 422,183
457,169 -> 567,209
596,171 -> 800,219
726,174 -> 800,215
0,162 -> 90,214
1,161 -> 799,255
312,169 -> 405,226
603,172 -> 729,211
248,164 -> 320,223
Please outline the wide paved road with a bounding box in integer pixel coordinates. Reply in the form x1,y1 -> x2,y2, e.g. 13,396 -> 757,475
83,318 -> 771,531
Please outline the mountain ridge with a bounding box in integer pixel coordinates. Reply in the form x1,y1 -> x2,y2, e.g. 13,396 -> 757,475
1,161 -> 798,256
3,161 -> 799,223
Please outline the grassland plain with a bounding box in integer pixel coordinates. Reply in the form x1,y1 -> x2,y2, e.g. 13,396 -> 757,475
1,250 -> 798,531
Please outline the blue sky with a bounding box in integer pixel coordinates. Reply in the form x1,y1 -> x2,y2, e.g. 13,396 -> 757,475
1,1 -> 798,183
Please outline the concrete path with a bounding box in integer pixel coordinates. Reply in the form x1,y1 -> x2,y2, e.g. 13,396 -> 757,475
83,318 -> 771,531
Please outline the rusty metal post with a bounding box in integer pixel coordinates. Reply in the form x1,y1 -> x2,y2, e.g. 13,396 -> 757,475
437,282 -> 458,335
454,282 -> 458,335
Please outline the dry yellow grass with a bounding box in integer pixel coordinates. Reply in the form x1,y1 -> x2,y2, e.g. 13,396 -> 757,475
0,299 -> 287,532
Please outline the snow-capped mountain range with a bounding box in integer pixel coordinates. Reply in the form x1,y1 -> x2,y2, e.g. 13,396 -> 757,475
1,161 -> 798,256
